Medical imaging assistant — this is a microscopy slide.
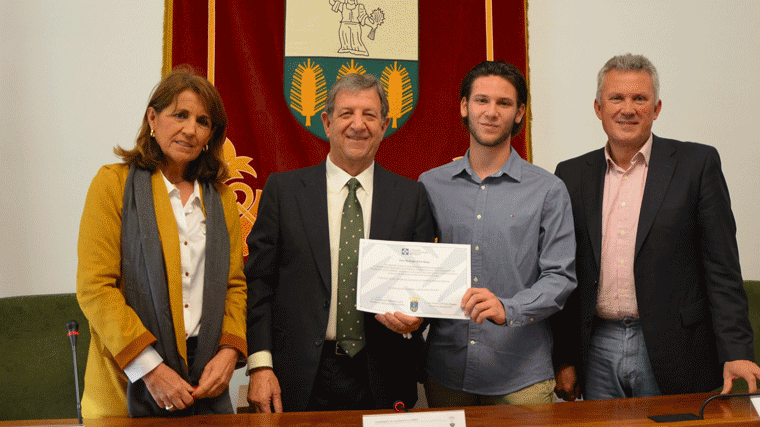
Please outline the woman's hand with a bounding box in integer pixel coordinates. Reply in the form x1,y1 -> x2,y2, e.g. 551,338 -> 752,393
143,363 -> 195,411
192,347 -> 239,399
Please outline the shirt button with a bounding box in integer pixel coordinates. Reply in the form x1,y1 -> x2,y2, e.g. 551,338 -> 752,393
315,339 -> 323,346
621,202 -> 626,207
475,246 -> 480,251
184,241 -> 188,246
184,304 -> 189,308
509,321 -> 514,325
481,185 -> 486,190
477,214 -> 482,220
470,340 -> 476,345
185,272 -> 190,276
620,230 -> 625,235
473,277 -> 478,283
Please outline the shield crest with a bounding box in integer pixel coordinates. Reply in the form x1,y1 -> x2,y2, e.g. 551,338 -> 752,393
410,297 -> 419,312
285,0 -> 419,141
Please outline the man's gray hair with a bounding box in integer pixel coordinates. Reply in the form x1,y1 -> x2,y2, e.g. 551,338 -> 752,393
324,73 -> 389,119
596,54 -> 659,103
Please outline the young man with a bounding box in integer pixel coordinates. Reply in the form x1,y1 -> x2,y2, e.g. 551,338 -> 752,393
419,61 -> 576,406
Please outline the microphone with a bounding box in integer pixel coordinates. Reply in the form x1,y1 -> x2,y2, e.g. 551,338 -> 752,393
66,320 -> 83,425
394,400 -> 409,412
698,392 -> 760,420
648,391 -> 760,422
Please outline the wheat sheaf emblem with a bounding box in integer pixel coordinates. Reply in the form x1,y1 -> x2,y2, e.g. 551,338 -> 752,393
381,61 -> 413,129
290,58 -> 327,126
337,59 -> 367,79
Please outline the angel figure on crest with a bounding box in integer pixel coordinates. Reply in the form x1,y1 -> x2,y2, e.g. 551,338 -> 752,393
329,0 -> 385,57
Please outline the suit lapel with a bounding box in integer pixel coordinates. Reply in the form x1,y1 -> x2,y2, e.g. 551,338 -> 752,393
584,149 -> 607,271
368,164 -> 399,240
295,163 -> 332,292
636,135 -> 677,257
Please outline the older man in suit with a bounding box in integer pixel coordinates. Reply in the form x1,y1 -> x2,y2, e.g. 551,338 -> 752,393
552,53 -> 760,401
244,73 -> 435,412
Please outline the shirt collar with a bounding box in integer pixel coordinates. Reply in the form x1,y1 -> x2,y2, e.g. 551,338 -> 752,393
325,155 -> 375,195
452,147 -> 522,183
161,172 -> 201,203
605,134 -> 653,171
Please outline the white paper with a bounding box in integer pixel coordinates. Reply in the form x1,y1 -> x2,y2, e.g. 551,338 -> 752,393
363,409 -> 466,427
357,239 -> 470,319
751,396 -> 760,415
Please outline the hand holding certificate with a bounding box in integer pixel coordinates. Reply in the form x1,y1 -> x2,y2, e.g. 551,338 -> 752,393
357,239 -> 470,319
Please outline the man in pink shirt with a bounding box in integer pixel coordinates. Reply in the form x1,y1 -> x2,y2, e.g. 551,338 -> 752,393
551,53 -> 760,400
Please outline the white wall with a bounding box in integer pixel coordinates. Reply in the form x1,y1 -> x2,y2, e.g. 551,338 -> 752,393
529,0 -> 760,279
0,0 -> 164,297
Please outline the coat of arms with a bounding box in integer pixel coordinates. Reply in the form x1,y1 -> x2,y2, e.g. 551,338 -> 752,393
284,1 -> 419,141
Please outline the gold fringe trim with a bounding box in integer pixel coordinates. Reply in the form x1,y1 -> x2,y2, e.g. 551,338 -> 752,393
162,0 -> 173,77
207,0 -> 216,84
485,0 -> 494,61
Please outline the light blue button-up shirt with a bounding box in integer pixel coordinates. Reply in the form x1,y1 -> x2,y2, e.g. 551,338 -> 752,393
419,148 -> 577,395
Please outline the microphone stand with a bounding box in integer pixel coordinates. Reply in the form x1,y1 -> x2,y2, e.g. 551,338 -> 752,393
67,320 -> 84,425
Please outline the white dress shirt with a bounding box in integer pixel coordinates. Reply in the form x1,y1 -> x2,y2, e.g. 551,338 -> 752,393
246,157 -> 374,372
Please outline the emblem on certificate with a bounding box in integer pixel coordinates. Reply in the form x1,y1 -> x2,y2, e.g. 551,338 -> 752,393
410,297 -> 419,312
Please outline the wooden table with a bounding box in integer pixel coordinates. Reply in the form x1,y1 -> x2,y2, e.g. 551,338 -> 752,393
2,393 -> 758,426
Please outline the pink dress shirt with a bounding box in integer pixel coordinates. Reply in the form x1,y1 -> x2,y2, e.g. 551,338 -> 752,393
596,136 -> 653,320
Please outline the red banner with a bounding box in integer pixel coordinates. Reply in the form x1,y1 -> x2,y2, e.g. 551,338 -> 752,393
166,0 -> 528,254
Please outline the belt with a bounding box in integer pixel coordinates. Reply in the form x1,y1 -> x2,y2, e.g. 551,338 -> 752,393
324,340 -> 350,356
596,316 -> 639,326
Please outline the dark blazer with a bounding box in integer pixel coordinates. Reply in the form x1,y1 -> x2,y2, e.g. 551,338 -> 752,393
552,135 -> 753,395
245,162 -> 435,411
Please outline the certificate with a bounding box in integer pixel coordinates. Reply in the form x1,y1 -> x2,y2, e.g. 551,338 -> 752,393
356,239 -> 470,319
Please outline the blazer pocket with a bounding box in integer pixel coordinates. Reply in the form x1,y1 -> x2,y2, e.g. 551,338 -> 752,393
680,299 -> 707,327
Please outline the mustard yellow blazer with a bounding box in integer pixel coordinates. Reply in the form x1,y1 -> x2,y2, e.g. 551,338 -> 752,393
76,164 -> 246,418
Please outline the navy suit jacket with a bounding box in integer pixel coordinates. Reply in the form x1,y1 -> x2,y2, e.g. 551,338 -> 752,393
245,162 -> 435,411
552,135 -> 753,395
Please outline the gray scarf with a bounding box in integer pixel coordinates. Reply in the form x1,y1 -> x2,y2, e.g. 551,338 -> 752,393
121,165 -> 232,416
